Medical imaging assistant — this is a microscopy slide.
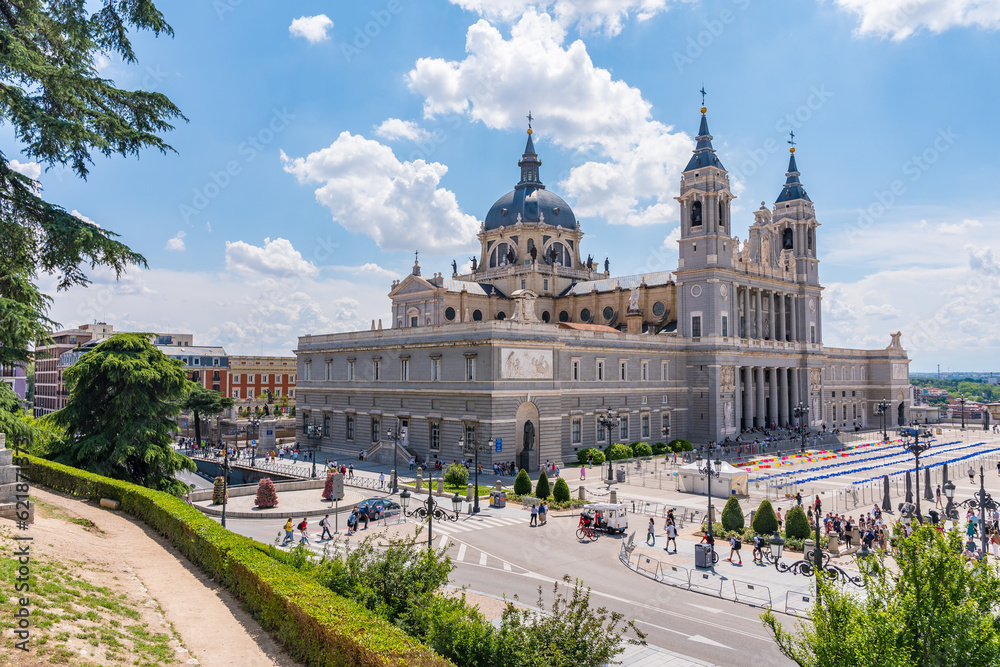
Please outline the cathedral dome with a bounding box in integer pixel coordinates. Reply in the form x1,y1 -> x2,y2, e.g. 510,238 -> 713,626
484,129 -> 577,231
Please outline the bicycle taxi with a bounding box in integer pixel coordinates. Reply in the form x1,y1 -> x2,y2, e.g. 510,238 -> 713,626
582,503 -> 629,535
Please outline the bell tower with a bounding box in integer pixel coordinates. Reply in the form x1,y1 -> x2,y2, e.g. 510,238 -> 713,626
772,135 -> 819,286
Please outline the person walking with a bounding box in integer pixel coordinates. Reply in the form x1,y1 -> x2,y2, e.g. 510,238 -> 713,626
776,507 -> 783,530
348,463 -> 354,479
936,484 -> 943,508
409,456 -> 415,472
727,534 -> 743,564
539,502 -> 547,525
588,453 -> 594,469
580,465 -> 586,480
281,518 -> 294,546
360,508 -> 369,531
319,514 -> 333,541
298,518 -> 311,545
530,504 -> 539,527
795,492 -> 802,506
664,519 -> 677,553
379,471 -> 386,489
647,518 -> 656,546
969,465 -> 976,484
752,534 -> 764,563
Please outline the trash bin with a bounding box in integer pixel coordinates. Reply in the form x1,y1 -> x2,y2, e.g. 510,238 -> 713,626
616,469 -> 626,483
694,543 -> 713,568
497,491 -> 506,508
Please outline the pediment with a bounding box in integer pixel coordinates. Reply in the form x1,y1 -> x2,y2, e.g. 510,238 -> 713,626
389,275 -> 438,298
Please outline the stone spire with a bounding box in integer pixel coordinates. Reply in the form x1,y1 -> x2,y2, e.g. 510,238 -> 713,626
684,103 -> 725,172
776,133 -> 811,203
516,111 -> 544,189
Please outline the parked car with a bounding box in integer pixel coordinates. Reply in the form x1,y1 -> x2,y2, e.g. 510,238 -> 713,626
355,498 -> 400,518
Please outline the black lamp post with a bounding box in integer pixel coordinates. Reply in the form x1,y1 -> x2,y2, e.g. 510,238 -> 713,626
958,395 -> 967,430
944,479 -> 956,521
875,400 -> 889,442
794,402 -> 809,453
597,408 -> 621,482
385,426 -> 405,494
901,422 -> 932,521
769,520 -> 867,598
694,451 -> 722,546
459,435 -> 492,514
214,447 -> 231,528
398,474 -> 462,549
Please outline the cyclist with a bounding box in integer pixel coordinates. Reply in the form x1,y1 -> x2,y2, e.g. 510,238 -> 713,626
578,511 -> 595,538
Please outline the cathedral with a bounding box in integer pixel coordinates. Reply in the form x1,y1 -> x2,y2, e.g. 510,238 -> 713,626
295,106 -> 912,471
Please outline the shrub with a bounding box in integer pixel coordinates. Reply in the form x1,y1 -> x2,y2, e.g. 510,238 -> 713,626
552,478 -> 571,503
444,463 -> 469,488
576,447 -> 605,466
721,495 -> 744,532
607,443 -> 632,461
322,471 -> 339,500
652,442 -> 668,455
535,470 -> 550,499
752,500 -> 779,535
255,478 -> 278,508
513,469 -> 532,496
668,438 -> 692,452
785,505 -> 811,540
632,442 -> 653,457
212,476 -> 227,504
23,455 -> 449,666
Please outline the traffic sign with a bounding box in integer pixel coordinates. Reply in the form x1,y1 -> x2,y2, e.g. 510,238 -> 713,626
495,438 -> 502,452
251,440 -> 257,445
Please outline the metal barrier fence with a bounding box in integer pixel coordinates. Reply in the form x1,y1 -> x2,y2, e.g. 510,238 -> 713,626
784,590 -> 814,618
732,580 -> 772,608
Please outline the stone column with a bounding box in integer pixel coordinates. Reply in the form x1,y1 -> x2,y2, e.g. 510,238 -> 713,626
755,289 -> 763,340
791,367 -> 801,414
777,293 -> 785,341
734,364 -> 742,432
768,291 -> 776,341
778,368 -> 790,428
744,367 -> 754,430
742,286 -> 751,338
790,296 -> 798,342
769,368 -> 779,429
755,367 -> 766,427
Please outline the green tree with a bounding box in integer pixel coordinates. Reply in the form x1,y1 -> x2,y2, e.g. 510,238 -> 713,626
762,526 -> 1000,666
552,477 -> 571,503
721,495 -> 744,532
576,447 -> 605,466
513,469 -> 532,496
0,1 -> 184,370
668,438 -> 692,452
444,463 -> 469,488
607,443 -> 632,460
632,442 -> 653,457
45,333 -> 195,495
784,505 -> 811,540
535,470 -> 550,499
752,500 -> 779,536
181,383 -> 233,449
0,382 -> 64,454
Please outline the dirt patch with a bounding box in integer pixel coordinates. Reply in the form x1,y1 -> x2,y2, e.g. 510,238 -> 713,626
0,488 -> 301,667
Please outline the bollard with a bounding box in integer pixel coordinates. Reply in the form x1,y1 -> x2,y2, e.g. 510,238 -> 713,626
415,467 -> 423,492
578,486 -> 586,501
610,490 -> 618,504
467,483 -> 474,502
437,479 -> 444,494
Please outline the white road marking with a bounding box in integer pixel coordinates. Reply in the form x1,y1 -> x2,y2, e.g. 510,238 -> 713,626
503,562 -> 511,572
480,551 -> 488,566
688,634 -> 733,649
456,544 -> 467,562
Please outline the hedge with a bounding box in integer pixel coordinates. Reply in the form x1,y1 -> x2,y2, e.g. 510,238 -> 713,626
23,455 -> 451,667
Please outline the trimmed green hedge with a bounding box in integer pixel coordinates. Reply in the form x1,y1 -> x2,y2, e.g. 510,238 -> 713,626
23,455 -> 451,667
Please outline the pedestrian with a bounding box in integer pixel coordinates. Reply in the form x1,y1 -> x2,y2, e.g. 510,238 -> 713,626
580,465 -> 586,480
997,461 -> 1000,477
776,508 -> 783,530
281,517 -> 294,546
409,456 -> 415,472
970,465 -> 975,484
347,510 -> 358,535
539,502 -> 547,525
320,514 -> 333,541
298,518 -> 310,545
647,518 -> 655,546
664,519 -> 677,553
795,492 -> 802,506
348,463 -> 354,479
752,534 -> 764,563
530,504 -> 539,526
936,484 -> 942,508
727,534 -> 742,564
361,508 -> 369,530
379,472 -> 385,489
588,453 -> 593,469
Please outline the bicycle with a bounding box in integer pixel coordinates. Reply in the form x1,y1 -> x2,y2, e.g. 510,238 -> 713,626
576,525 -> 599,541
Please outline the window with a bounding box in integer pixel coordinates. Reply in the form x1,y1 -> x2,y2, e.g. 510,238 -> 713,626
262,374 -> 269,382
641,414 -> 650,438
572,419 -> 582,444
596,418 -> 607,442
619,361 -> 627,381
661,413 -> 670,438
810,324 -> 816,344
521,279 -> 526,290
853,404 -> 858,419
323,414 -> 330,437
572,359 -> 580,381
430,422 -> 441,449
691,315 -> 702,338
347,360 -> 355,381
465,357 -> 475,381
213,358 -> 220,366
274,388 -> 282,397
346,415 -> 355,440
193,357 -> 201,366
662,361 -> 669,381
641,361 -> 649,381
831,391 -> 836,398
619,417 -> 629,441
410,316 -> 418,328
371,418 -> 380,443
289,389 -> 294,398
248,374 -> 254,382
431,358 -> 441,381
325,361 -> 332,381
400,358 -> 409,381
303,363 -> 311,381
465,424 -> 476,446
721,313 -> 729,337
232,389 -> 240,398
213,370 -> 220,381
232,374 -> 240,382
373,359 -> 381,380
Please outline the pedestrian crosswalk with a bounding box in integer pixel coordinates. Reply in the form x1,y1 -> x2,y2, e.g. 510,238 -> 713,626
424,515 -> 525,535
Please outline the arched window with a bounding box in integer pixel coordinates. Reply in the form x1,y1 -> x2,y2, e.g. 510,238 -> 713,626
782,228 -> 793,250
541,311 -> 550,323
544,242 -> 571,267
558,310 -> 570,322
690,201 -> 702,227
490,242 -> 516,268
807,228 -> 814,250
718,201 -> 724,232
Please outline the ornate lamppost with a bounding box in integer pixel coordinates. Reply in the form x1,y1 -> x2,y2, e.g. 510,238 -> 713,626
900,422 -> 932,521
214,447 -> 231,528
875,400 -> 889,442
385,425 -> 405,494
459,435 -> 493,514
943,479 -> 956,522
694,451 -> 722,546
769,507 -> 869,598
953,468 -> 998,557
597,408 -> 621,482
794,402 -> 810,453
957,395 -> 968,430
398,475 -> 463,549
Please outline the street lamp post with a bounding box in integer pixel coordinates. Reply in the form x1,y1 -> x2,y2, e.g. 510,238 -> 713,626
793,402 -> 810,453
958,395 -> 967,430
398,471 -> 462,549
944,479 -> 956,522
901,422 -> 932,521
875,400 -> 889,442
597,408 -> 621,482
385,426 -> 405,494
769,514 -> 868,598
459,435 -> 493,514
215,447 -> 231,529
694,451 -> 722,547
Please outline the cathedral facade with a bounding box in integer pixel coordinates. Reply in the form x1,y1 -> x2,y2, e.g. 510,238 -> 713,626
295,108 -> 911,470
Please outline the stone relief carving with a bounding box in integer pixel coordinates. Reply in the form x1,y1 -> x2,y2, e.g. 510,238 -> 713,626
628,287 -> 640,312
724,400 -> 734,428
720,366 -> 735,392
887,331 -> 903,350
809,368 -> 822,390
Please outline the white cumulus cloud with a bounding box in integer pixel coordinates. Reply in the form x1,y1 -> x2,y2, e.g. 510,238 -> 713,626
225,237 -> 320,277
7,160 -> 41,180
449,0 -> 679,36
374,118 -> 432,142
71,210 -> 99,227
281,133 -> 479,252
289,14 -> 334,43
407,11 -> 692,226
165,230 -> 186,251
834,0 -> 1000,40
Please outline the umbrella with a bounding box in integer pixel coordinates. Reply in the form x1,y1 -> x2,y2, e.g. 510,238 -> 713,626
924,467 -> 934,501
882,475 -> 892,512
905,470 -> 913,504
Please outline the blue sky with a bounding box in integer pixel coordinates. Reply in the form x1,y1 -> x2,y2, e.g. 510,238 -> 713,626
11,0 -> 1000,371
